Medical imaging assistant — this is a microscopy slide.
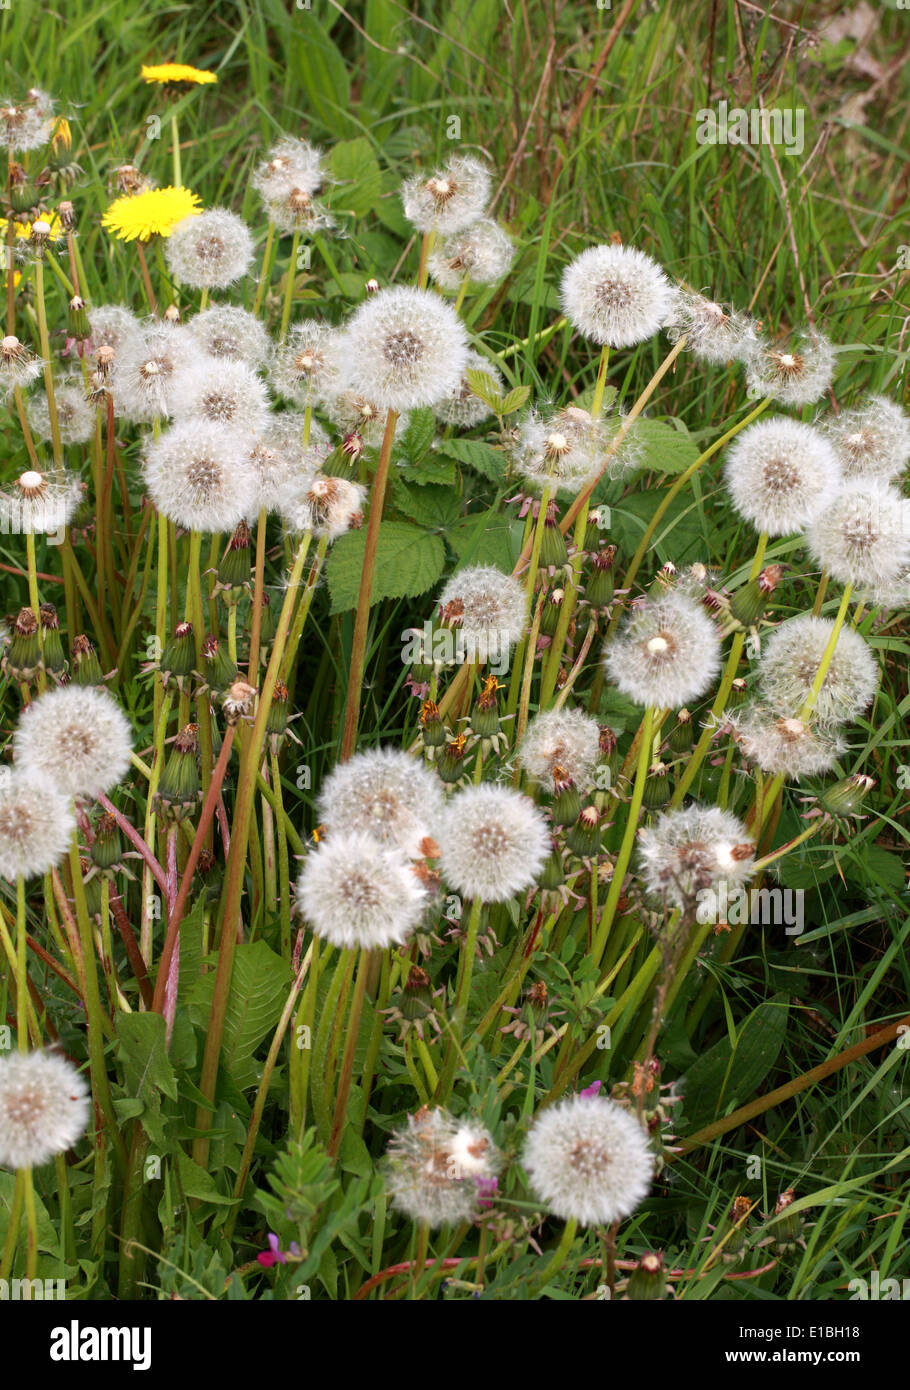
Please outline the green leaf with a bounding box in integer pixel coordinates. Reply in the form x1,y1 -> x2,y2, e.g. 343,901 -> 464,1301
115,1012 -> 179,1146
326,521 -> 446,613
395,407 -> 436,465
500,384 -> 532,415
392,481 -> 462,530
682,995 -> 790,1129
291,22 -> 352,134
175,1150 -> 236,1207
446,510 -> 524,571
465,368 -> 504,411
327,137 -> 383,219
397,452 -> 457,486
441,437 -> 508,482
631,417 -> 701,475
188,941 -> 293,1091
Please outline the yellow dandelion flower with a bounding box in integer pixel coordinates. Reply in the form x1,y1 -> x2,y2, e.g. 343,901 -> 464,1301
141,63 -> 217,85
0,212 -> 64,240
51,116 -> 72,153
102,186 -> 202,242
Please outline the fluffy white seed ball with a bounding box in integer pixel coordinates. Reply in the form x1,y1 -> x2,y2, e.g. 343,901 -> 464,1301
317,746 -> 445,858
758,614 -> 879,728
437,782 -> 550,903
0,1051 -> 90,1169
340,286 -> 469,412
164,209 -> 255,290
295,830 -> 430,950
14,686 -> 133,801
522,1093 -> 654,1227
0,770 -> 77,880
723,418 -> 842,538
604,591 -> 721,709
143,420 -> 259,532
560,244 -> 673,349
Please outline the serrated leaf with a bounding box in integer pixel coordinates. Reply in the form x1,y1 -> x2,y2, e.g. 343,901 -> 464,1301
115,1013 -> 178,1146
392,481 -> 463,529
326,521 -> 446,613
188,941 -> 293,1091
441,437 -> 508,481
397,452 -> 457,486
175,1150 -> 236,1207
500,384 -> 531,415
464,368 -> 503,410
395,407 -> 436,465
632,417 -> 701,475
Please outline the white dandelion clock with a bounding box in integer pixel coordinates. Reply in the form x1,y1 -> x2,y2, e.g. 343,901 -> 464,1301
295,830 -> 430,950
401,155 -> 491,235
187,306 -> 271,368
438,783 -> 550,903
340,286 -> 469,412
0,335 -> 45,396
251,136 -> 326,202
437,564 -> 527,667
560,244 -> 673,349
169,358 -> 271,434
111,323 -> 195,422
264,412 -> 331,468
88,304 -> 142,358
638,805 -> 755,909
758,614 -> 879,727
317,746 -> 445,858
519,706 -> 602,792
384,1108 -> 499,1228
27,380 -> 94,444
143,421 -> 259,533
0,469 -> 80,536
432,350 -> 502,429
729,704 -> 845,779
745,331 -> 835,407
723,418 -> 842,537
807,480 -> 910,591
165,209 -> 254,290
0,1051 -> 90,1170
0,99 -> 54,153
604,591 -> 721,709
0,770 -> 77,880
514,406 -> 607,497
270,321 -> 345,408
822,396 -> 910,485
264,187 -> 335,236
325,390 -> 409,449
427,218 -> 514,291
522,1093 -> 654,1228
279,473 -> 365,539
664,289 -> 758,365
14,686 -> 133,801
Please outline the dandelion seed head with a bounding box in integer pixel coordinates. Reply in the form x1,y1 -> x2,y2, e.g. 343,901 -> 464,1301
164,208 -> 254,290
0,334 -> 45,395
821,395 -> 910,484
87,304 -> 143,359
296,830 -> 430,950
14,686 -> 133,800
0,468 -> 80,535
638,804 -> 754,909
0,98 -> 54,152
745,331 -> 835,407
807,479 -> 910,590
251,136 -> 326,202
187,305 -> 271,368
519,706 -> 602,791
437,564 -> 527,665
560,243 -> 673,348
325,389 -> 410,448
724,417 -> 842,537
341,286 -> 469,411
270,321 -> 345,408
438,783 -> 550,903
26,380 -> 94,444
0,1051 -> 90,1169
432,349 -> 502,428
729,703 -> 845,779
0,770 -> 76,880
758,614 -> 879,728
170,357 -> 271,433
111,323 -> 195,422
427,218 -> 514,290
401,155 -> 491,234
318,747 -> 445,858
384,1107 -> 499,1228
664,288 -> 759,364
604,591 -> 721,709
514,406 -> 607,497
143,420 -> 259,532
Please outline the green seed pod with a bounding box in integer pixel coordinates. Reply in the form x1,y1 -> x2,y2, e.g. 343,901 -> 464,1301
626,1252 -> 668,1301
67,294 -> 91,344
154,724 -> 201,823
3,607 -> 42,682
668,708 -> 694,754
551,771 -> 582,827
266,679 -> 290,748
70,633 -> 104,686
419,699 -> 447,749
160,621 -> 196,690
566,805 -> 601,858
539,513 -> 569,572
437,735 -> 468,784
39,603 -> 66,676
584,544 -> 617,609
818,772 -> 875,819
539,847 -> 565,890
201,634 -> 239,694
90,811 -> 123,873
216,520 -> 252,605
642,760 -> 671,809
538,588 -> 564,637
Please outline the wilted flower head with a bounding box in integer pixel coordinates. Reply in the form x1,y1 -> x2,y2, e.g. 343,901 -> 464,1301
296,830 -> 430,949
432,349 -> 502,429
437,782 -> 550,902
27,379 -> 94,444
638,805 -> 754,909
325,389 -> 409,448
519,706 -> 602,792
522,1092 -> 654,1227
0,334 -> 45,395
821,396 -> 910,484
187,305 -> 271,368
514,406 -> 607,497
437,564 -> 527,666
88,304 -> 142,359
111,322 -> 195,422
728,704 -> 845,779
143,420 -> 259,532
723,418 -> 842,537
170,357 -> 270,433
251,136 -> 326,202
14,685 -> 133,800
0,769 -> 76,880
604,591 -> 721,709
384,1107 -> 499,1227
341,286 -> 469,412
279,472 -> 364,538
270,321 -> 345,407
664,289 -> 758,365
0,1050 -> 90,1169
264,185 -> 334,236
745,330 -> 835,406
807,480 -> 910,591
0,97 -> 54,152
317,746 -> 445,858
0,468 -> 80,535
401,155 -> 491,234
427,217 -> 514,290
758,614 -> 879,728
560,243 -> 673,349
164,208 -> 254,289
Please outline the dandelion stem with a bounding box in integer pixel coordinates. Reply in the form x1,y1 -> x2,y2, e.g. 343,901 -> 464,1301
593,705 -> 654,963
328,947 -> 371,1158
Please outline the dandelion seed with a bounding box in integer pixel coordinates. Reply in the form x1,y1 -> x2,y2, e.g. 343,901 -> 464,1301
0,468 -> 80,535
26,379 -> 93,444
317,746 -> 445,858
341,286 -> 469,412
438,783 -> 550,903
270,321 -> 345,408
170,358 -> 271,433
723,418 -> 842,537
279,472 -> 365,539
14,685 -> 133,800
296,830 -> 430,950
101,185 -> 202,242
522,1092 -> 654,1227
745,331 -> 835,407
437,564 -> 527,666
821,395 -> 910,484
384,1107 -> 499,1228
187,305 -> 271,368
111,323 -> 195,422
143,420 -> 259,532
604,591 -> 721,709
0,98 -> 54,152
514,406 -> 608,497
0,1050 -> 90,1169
427,218 -> 514,291
758,614 -> 879,728
519,706 -> 602,792
560,244 -> 674,349
638,805 -> 755,909
0,770 -> 76,880
251,136 -> 326,203
664,289 -> 758,364
807,479 -> 910,591
401,155 -> 492,234
728,704 -> 845,779
264,186 -> 335,236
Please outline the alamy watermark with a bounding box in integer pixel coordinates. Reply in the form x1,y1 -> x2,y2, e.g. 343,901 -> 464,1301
696,102 -> 805,157
696,882 -> 805,936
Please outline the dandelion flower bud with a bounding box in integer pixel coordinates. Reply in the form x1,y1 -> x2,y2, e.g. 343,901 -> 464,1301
0,333 -> 45,395
664,289 -> 758,364
519,706 -> 602,792
187,305 -> 271,368
170,358 -> 270,433
638,805 -> 754,908
14,686 -> 133,800
112,323 -> 195,423
88,304 -> 142,358
340,286 -> 469,412
723,417 -> 842,538
821,395 -> 910,484
728,704 -> 845,779
604,591 -> 721,709
0,1050 -> 90,1169
522,1092 -> 654,1227
143,420 -> 259,533
436,564 -> 527,667
758,614 -> 879,728
0,468 -> 80,535
296,830 -> 430,950
806,479 -> 910,590
384,1107 -> 499,1228
432,349 -> 503,429
27,379 -> 94,445
164,208 -> 254,289
279,473 -> 365,539
317,746 -> 444,858
401,155 -> 491,234
514,406 -> 607,497
251,136 -> 326,202
427,217 -> 514,290
270,321 -> 345,408
0,770 -> 76,880
745,330 -> 835,407
560,243 -> 673,349
437,783 -> 550,903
